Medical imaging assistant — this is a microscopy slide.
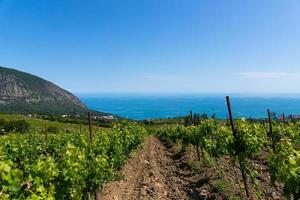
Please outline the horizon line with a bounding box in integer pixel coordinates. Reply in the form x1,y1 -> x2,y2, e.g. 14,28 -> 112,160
75,92 -> 300,97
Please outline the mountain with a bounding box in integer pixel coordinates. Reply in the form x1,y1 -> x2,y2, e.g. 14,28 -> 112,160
0,66 -> 92,115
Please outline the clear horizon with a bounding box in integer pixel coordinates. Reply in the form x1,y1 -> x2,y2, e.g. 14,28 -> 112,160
76,91 -> 300,95
79,94 -> 300,120
76,92 -> 300,99
1,0 -> 300,94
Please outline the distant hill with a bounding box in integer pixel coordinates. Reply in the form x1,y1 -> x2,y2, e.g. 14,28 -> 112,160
0,66 -> 107,116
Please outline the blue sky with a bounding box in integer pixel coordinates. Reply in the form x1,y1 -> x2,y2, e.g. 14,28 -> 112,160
1,0 -> 300,94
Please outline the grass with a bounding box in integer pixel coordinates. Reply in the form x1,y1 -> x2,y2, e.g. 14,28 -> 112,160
228,196 -> 243,200
212,180 -> 230,193
0,113 -> 111,134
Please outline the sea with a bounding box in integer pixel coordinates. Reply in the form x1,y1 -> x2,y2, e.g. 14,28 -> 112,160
78,93 -> 300,120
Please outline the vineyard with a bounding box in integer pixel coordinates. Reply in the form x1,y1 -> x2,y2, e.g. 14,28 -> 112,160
1,99 -> 300,200
155,98 -> 300,200
0,121 -> 146,199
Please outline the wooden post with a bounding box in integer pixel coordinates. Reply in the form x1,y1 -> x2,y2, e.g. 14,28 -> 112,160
189,110 -> 193,125
226,96 -> 250,197
267,109 -> 272,133
87,112 -> 101,200
88,112 -> 93,143
267,109 -> 275,153
89,112 -> 103,199
282,113 -> 285,124
226,96 -> 237,138
95,192 -> 101,200
44,125 -> 48,141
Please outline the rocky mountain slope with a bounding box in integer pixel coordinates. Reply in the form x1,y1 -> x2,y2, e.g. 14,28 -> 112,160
0,66 -> 88,115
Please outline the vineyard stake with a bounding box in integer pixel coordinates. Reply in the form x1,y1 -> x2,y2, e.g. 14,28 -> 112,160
226,96 -> 250,198
226,96 -> 236,138
267,109 -> 275,153
44,125 -> 48,141
88,112 -> 93,143
87,112 -> 101,200
95,192 -> 101,200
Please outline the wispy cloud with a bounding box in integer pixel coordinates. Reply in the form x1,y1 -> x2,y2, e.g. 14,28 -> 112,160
238,71 -> 300,79
141,74 -> 183,81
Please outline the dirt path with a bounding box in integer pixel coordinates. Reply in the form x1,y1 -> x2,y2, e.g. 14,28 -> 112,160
101,136 -> 208,200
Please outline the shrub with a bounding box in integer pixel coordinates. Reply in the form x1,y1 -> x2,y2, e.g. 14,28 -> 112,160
0,118 -> 7,126
46,126 -> 59,134
212,180 -> 229,193
4,120 -> 30,133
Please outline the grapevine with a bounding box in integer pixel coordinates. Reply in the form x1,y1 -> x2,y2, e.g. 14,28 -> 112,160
0,121 -> 146,199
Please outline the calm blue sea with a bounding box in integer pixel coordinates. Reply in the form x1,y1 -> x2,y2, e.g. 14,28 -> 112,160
78,94 -> 300,120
